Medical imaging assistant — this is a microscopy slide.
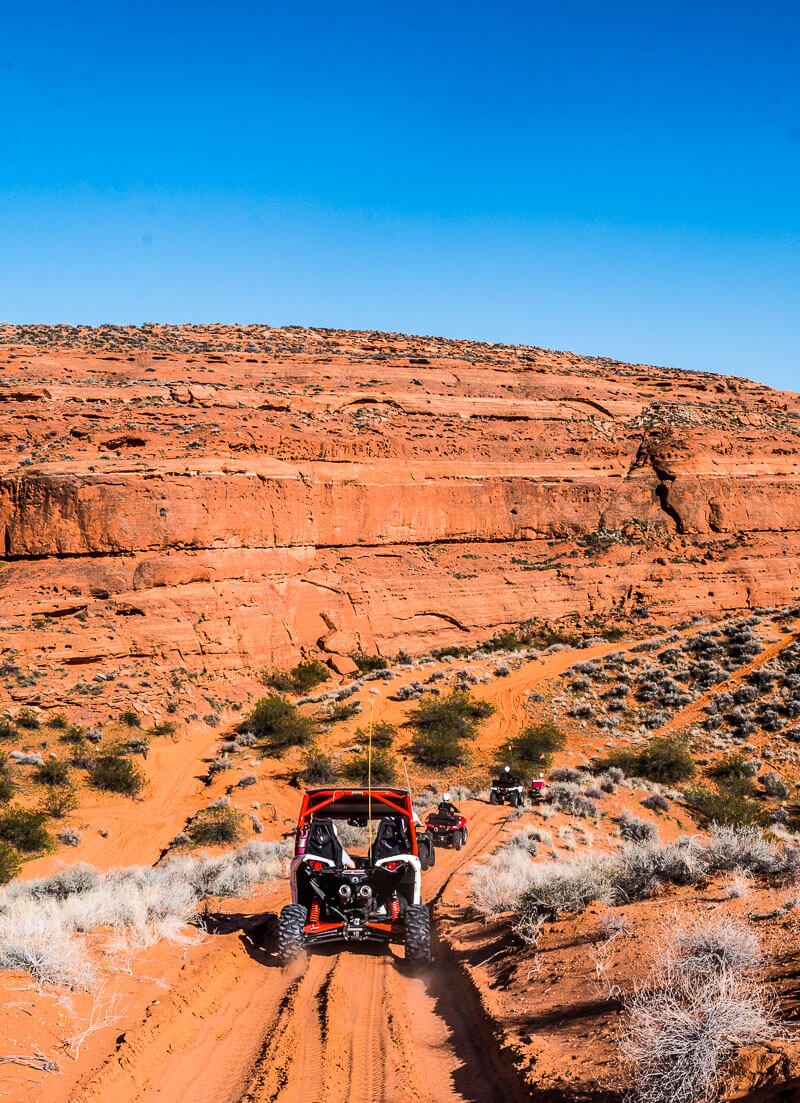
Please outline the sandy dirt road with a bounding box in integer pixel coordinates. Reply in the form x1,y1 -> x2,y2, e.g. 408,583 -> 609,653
66,800 -> 525,1103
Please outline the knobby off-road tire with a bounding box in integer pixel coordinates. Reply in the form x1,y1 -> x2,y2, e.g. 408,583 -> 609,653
452,829 -> 463,851
278,904 -> 307,964
419,837 -> 433,870
489,790 -> 500,805
404,904 -> 432,965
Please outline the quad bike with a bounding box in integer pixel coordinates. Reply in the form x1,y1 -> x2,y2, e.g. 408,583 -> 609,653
424,810 -> 468,850
528,777 -> 547,803
279,787 -> 432,967
489,766 -> 525,807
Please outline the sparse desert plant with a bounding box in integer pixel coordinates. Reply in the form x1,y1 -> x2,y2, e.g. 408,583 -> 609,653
598,734 -> 696,784
325,699 -> 361,723
683,779 -> 764,827
150,720 -> 177,737
90,755 -> 144,796
0,808 -> 53,853
15,707 -> 41,731
187,804 -> 245,846
341,749 -> 397,786
240,695 -> 316,755
351,651 -> 388,673
672,915 -> 761,980
354,720 -> 396,749
33,758 -> 72,787
300,748 -> 339,786
262,659 -> 331,695
119,709 -> 141,728
703,824 -> 777,875
762,771 -> 790,800
0,754 -> 15,803
641,793 -> 670,813
410,689 -> 494,767
0,842 -> 21,884
620,920 -> 776,1103
0,898 -> 94,989
0,714 -> 17,740
502,720 -> 566,772
618,811 -> 658,842
39,783 -> 80,819
58,828 -> 81,848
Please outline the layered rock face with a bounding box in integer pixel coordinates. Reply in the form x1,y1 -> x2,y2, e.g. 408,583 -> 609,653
1,323 -> 799,678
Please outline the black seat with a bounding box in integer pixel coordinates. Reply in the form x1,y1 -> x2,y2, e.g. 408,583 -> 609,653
306,818 -> 343,866
371,817 -> 409,862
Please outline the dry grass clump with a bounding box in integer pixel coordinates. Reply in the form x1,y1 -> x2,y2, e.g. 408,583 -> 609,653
0,841 -> 290,988
621,917 -> 777,1103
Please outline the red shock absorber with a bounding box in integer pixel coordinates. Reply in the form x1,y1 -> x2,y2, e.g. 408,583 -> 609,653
309,901 -> 320,925
390,897 -> 401,922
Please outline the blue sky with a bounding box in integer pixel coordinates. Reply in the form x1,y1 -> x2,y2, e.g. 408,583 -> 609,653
1,1 -> 798,389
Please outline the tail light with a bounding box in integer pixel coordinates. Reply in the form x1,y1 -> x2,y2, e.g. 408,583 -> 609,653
306,860 -> 324,871
384,860 -> 402,871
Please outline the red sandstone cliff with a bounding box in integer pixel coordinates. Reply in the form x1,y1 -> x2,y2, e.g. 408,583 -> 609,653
1,323 -> 799,682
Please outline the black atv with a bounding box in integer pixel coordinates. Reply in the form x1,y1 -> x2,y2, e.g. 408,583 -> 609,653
489,770 -> 525,807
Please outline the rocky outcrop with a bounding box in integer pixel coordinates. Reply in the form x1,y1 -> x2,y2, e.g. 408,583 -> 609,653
1,323 -> 799,678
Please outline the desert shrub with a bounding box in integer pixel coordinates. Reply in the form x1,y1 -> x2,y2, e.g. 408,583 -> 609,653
0,808 -> 52,852
549,766 -> 584,783
262,659 -> 330,695
15,707 -> 40,731
547,782 -> 599,819
598,735 -> 695,784
410,689 -> 494,767
46,712 -> 70,730
90,755 -> 145,796
39,783 -> 80,819
469,847 -> 544,913
620,923 -> 776,1103
325,700 -> 361,723
517,856 -> 613,919
187,804 -> 245,845
508,830 -> 540,855
241,694 -> 316,754
301,749 -> 339,786
341,749 -> 397,786
0,715 -> 17,740
355,720 -> 396,749
683,780 -> 764,827
672,916 -> 761,980
207,755 -> 233,777
58,828 -> 81,847
33,758 -> 72,787
0,898 -> 94,989
619,811 -> 658,842
0,755 -> 15,803
703,824 -> 777,875
611,839 -> 708,903
502,720 -> 566,773
150,720 -> 177,737
0,842 -> 21,883
641,793 -> 670,813
119,708 -> 141,728
351,651 -> 388,673
710,753 -> 752,783
762,771 -> 790,799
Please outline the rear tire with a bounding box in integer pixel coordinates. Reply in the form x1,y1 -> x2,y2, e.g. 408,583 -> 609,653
462,827 -> 468,844
278,904 -> 307,964
452,829 -> 463,851
419,838 -> 432,870
489,790 -> 500,805
405,904 -> 432,965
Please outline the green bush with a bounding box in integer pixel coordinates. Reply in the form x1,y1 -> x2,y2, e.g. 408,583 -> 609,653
119,709 -> 141,728
598,735 -> 696,784
683,779 -> 764,827
187,804 -> 244,845
301,748 -> 339,786
45,711 -> 70,730
58,724 -> 87,745
150,720 -> 177,737
0,808 -> 53,852
91,755 -> 145,796
0,842 -> 21,884
325,700 -> 361,723
39,783 -> 80,819
351,651 -> 388,673
710,753 -> 753,783
410,690 -> 494,767
15,707 -> 41,731
33,759 -> 72,787
0,714 -> 16,740
0,754 -> 15,803
262,659 -> 331,695
341,749 -> 398,786
355,721 -> 396,749
241,695 -> 316,754
501,721 -> 566,772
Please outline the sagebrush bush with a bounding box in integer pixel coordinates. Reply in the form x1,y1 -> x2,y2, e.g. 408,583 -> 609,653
341,749 -> 397,785
262,659 -> 330,694
598,735 -> 695,784
0,755 -> 15,803
355,720 -> 396,749
410,689 -> 494,767
33,758 -> 72,787
39,783 -> 80,819
0,842 -> 21,884
503,720 -> 566,772
618,811 -> 658,842
301,748 -> 339,786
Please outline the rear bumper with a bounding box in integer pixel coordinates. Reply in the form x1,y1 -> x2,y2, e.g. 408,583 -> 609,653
303,920 -> 401,945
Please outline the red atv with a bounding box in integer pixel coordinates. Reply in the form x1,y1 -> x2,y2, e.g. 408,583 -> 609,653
424,809 -> 468,851
279,787 -> 431,967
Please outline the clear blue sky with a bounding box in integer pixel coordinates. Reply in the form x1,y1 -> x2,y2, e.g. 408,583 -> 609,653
1,1 -> 798,389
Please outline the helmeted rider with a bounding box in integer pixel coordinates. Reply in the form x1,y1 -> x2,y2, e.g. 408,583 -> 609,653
437,792 -> 460,818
